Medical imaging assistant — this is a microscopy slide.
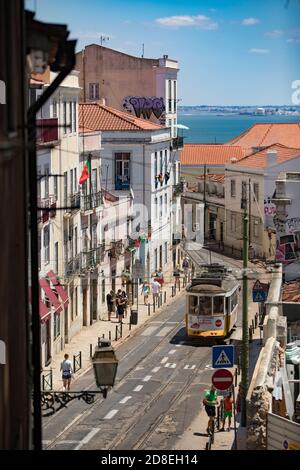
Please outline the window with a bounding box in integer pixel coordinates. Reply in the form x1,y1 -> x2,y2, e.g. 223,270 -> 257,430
52,100 -> 57,118
164,241 -> 168,264
159,195 -> 163,218
230,179 -> 236,197
155,197 -> 158,219
164,193 -> 168,214
168,79 -> 172,112
63,102 -> 67,134
44,165 -> 49,198
213,296 -> 224,315
63,171 -> 68,207
165,149 -> 168,175
231,291 -> 238,311
160,151 -> 163,175
70,289 -> 74,321
54,242 -> 58,274
53,313 -> 60,339
69,101 -> 72,133
74,227 -> 78,255
254,220 -> 259,238
44,225 -> 50,263
241,181 -> 247,209
74,168 -> 77,194
38,231 -> 41,271
89,83 -> 99,100
73,101 -> 77,133
154,248 -> 158,271
115,153 -> 130,190
253,183 -> 259,202
92,224 -> 97,249
75,287 -> 78,317
53,175 -> 58,200
70,169 -> 73,194
230,213 -> 236,232
92,168 -> 97,192
188,295 -> 198,314
102,279 -> 105,303
173,81 -> 177,112
154,152 -> 158,177
199,296 -> 212,316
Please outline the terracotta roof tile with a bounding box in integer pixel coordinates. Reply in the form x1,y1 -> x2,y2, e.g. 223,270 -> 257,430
180,144 -> 245,166
282,280 -> 300,302
227,122 -> 300,153
79,102 -> 164,132
197,173 -> 225,183
232,143 -> 300,169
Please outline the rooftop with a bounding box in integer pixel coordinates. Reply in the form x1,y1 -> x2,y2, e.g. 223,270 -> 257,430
180,144 -> 245,166
227,122 -> 300,153
79,102 -> 165,132
231,143 -> 300,169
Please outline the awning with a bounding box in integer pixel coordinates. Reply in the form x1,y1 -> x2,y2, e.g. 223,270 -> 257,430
39,277 -> 62,313
28,287 -> 51,322
47,270 -> 69,307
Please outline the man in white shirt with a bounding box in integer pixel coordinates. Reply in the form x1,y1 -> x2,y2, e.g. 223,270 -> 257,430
60,353 -> 73,391
152,279 -> 161,305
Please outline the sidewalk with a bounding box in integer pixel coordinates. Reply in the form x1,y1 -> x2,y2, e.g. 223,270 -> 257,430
41,278 -> 186,391
174,287 -> 263,451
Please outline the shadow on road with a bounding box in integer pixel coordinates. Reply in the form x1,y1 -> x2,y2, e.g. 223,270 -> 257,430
169,327 -> 225,347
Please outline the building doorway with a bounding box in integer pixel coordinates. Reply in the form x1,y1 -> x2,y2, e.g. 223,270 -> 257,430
45,319 -> 51,366
92,278 -> 97,321
220,222 -> 224,243
64,306 -> 68,344
82,287 -> 88,326
209,213 -> 217,240
159,245 -> 163,270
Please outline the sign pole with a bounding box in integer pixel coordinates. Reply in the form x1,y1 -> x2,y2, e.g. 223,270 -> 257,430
232,384 -> 238,450
241,209 -> 249,427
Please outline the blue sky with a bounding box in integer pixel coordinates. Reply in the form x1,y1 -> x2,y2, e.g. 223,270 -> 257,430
27,0 -> 300,105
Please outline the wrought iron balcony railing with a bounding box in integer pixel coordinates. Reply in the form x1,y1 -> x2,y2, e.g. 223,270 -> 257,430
171,136 -> 184,150
81,191 -> 102,211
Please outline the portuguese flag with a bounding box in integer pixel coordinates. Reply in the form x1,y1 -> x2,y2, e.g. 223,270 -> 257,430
79,159 -> 91,185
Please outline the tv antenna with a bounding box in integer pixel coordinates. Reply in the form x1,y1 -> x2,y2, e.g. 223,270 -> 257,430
142,43 -> 144,58
100,35 -> 110,46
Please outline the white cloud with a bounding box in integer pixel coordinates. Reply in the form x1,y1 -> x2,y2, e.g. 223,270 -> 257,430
242,18 -> 260,26
287,38 -> 300,43
249,48 -> 270,54
155,15 -> 218,30
265,29 -> 283,37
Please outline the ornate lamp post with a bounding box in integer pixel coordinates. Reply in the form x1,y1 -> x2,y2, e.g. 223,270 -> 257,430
41,339 -> 118,416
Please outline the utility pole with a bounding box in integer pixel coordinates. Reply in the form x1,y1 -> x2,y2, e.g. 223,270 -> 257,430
241,208 -> 249,427
203,164 -> 206,243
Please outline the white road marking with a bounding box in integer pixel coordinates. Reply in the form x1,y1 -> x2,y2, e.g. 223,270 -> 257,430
169,349 -> 176,354
165,363 -> 171,368
170,363 -> 177,368
42,440 -> 51,446
165,363 -> 176,368
161,357 -> 168,364
60,440 -> 81,444
133,385 -> 143,392
141,325 -> 160,336
143,375 -> 152,382
103,409 -> 119,420
119,396 -> 132,404
156,326 -> 174,337
152,367 -> 160,373
184,365 -> 196,370
74,428 -> 100,450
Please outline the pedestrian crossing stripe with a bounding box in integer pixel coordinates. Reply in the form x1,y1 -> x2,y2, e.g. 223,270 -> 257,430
215,350 -> 231,366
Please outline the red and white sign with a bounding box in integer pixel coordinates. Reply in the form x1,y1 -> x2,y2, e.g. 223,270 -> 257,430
215,319 -> 222,327
212,369 -> 233,391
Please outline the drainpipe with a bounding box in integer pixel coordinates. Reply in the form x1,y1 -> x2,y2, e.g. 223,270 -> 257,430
27,39 -> 76,450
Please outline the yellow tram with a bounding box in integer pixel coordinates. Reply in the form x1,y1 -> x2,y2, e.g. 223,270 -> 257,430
185,264 -> 240,339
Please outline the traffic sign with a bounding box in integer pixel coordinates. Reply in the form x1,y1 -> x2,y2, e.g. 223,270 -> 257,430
212,345 -> 234,369
252,280 -> 269,302
212,369 -> 233,391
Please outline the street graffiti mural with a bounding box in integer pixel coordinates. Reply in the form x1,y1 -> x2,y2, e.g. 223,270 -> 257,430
122,96 -> 165,120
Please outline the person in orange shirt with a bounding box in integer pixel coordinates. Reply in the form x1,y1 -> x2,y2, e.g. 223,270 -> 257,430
221,392 -> 234,431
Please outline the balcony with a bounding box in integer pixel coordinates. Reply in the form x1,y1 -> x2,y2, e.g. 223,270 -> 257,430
109,240 -> 124,259
64,193 -> 80,215
81,191 -> 102,212
37,195 -> 57,224
81,245 -> 104,270
36,118 -> 59,146
171,136 -> 184,150
65,254 -> 81,276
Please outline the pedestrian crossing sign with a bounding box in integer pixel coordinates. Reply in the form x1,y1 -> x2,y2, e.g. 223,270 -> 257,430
212,345 -> 234,369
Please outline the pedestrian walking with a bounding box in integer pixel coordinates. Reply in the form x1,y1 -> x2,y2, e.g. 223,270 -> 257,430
116,291 -> 125,322
60,353 -> 73,391
121,290 -> 128,318
220,392 -> 234,431
141,281 -> 150,305
106,290 -> 115,321
151,278 -> 161,305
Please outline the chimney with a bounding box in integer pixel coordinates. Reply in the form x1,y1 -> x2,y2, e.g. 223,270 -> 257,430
266,149 -> 277,167
100,97 -> 106,106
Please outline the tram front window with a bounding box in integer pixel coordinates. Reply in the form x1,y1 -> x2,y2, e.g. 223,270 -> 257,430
198,296 -> 212,316
189,295 -> 198,314
213,296 -> 224,315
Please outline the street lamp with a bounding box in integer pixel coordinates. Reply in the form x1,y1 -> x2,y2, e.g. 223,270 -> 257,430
40,339 -> 118,416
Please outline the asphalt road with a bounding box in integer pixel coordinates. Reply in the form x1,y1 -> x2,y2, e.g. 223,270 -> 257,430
43,250 -> 244,451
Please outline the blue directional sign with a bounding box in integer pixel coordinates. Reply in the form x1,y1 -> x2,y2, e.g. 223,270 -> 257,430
212,345 -> 235,369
